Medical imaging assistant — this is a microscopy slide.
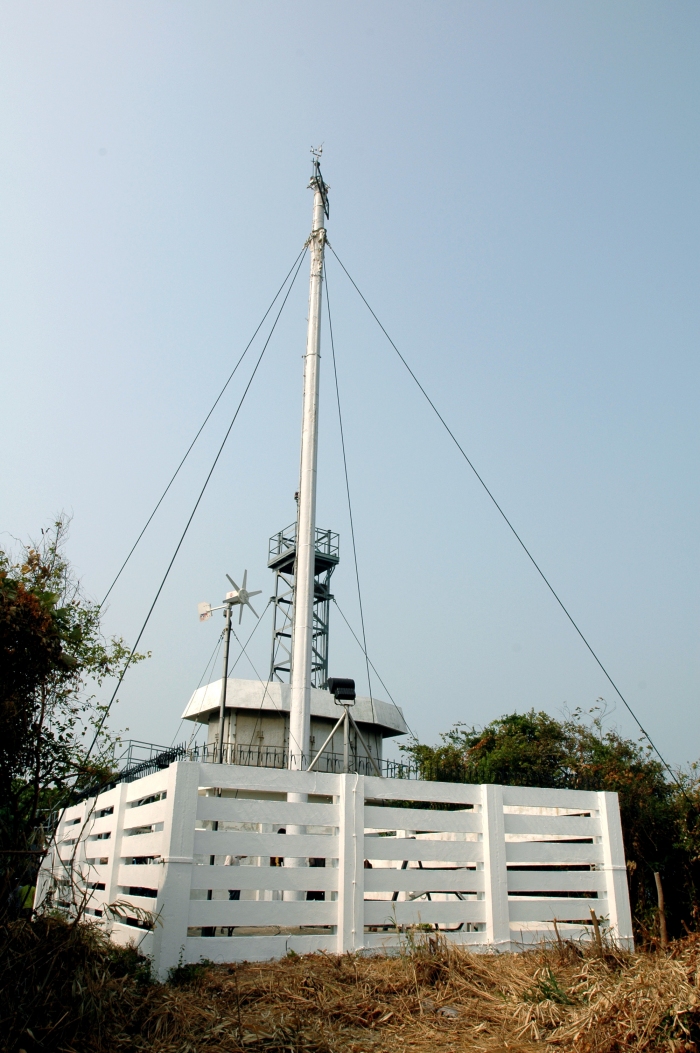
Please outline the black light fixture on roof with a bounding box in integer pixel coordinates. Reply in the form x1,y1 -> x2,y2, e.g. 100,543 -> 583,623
327,678 -> 356,705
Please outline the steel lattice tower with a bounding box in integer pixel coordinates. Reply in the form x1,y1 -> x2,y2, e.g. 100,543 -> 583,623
268,523 -> 339,689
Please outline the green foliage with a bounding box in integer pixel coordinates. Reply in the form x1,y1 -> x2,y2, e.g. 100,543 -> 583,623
0,518 -> 146,902
105,943 -> 155,988
525,966 -> 575,1005
401,708 -> 700,942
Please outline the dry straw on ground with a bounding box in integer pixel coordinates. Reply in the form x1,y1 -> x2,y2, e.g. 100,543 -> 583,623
5,919 -> 700,1052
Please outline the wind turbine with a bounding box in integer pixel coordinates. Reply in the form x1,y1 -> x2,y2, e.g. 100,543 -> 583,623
198,571 -> 262,762
225,570 -> 262,623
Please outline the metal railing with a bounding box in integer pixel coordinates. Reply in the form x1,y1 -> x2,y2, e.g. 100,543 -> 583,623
268,523 -> 339,563
180,742 -> 420,779
74,739 -> 423,802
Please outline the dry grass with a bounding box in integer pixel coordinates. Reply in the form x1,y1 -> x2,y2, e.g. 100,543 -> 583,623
5,920 -> 700,1053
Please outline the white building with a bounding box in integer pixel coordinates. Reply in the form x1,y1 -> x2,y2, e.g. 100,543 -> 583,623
181,678 -> 408,772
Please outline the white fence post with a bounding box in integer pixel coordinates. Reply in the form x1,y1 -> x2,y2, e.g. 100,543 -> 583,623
337,773 -> 364,953
481,783 -> 510,950
151,762 -> 200,979
597,790 -> 634,950
104,782 -> 129,919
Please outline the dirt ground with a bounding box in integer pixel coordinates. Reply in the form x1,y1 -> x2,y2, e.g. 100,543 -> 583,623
104,935 -> 700,1052
7,922 -> 700,1053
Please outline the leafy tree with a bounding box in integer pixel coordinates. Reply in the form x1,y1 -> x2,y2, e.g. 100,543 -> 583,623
0,519 -> 144,909
401,709 -> 700,941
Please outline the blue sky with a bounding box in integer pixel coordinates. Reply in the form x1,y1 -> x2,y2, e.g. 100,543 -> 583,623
1,2 -> 698,765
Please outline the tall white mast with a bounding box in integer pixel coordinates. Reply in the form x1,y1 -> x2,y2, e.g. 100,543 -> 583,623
288,152 -> 329,770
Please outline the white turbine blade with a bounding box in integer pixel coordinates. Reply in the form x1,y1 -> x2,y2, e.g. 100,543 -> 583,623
226,573 -> 240,592
248,590 -> 262,598
242,569 -> 248,591
239,603 -> 244,624
246,599 -> 259,619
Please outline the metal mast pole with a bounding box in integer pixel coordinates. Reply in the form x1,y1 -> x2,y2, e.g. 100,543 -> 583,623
288,154 -> 328,771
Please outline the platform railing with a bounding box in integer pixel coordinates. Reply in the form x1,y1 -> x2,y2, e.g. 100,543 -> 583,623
268,523 -> 339,563
81,740 -> 424,799
183,742 -> 417,778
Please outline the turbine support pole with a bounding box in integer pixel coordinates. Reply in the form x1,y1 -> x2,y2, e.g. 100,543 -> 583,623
289,155 -> 328,771
216,601 -> 233,763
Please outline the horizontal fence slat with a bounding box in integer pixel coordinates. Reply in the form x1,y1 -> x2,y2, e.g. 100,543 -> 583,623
512,924 -> 592,945
509,898 -> 605,923
184,934 -> 336,962
123,801 -> 168,825
110,921 -> 155,942
118,864 -> 164,888
197,798 -> 338,827
185,935 -> 289,961
78,858 -> 114,872
57,847 -> 81,860
78,788 -> 119,815
111,892 -> 158,910
122,821 -> 163,839
197,762 -> 340,797
190,864 -> 339,892
365,838 -> 483,864
59,818 -> 84,834
364,900 -> 485,925
506,842 -> 603,865
194,831 -> 338,858
82,816 -> 116,835
364,805 -> 481,834
286,934 -> 338,955
364,868 -> 484,894
124,770 -> 170,801
502,786 -> 600,810
363,929 -> 486,949
504,815 -> 600,837
507,870 -> 607,893
85,892 -> 108,910
363,776 -> 482,806
75,860 -> 110,875
119,833 -> 164,859
62,803 -> 86,817
188,900 -> 337,926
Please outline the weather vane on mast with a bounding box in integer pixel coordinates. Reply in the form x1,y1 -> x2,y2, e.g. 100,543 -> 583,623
310,145 -> 329,219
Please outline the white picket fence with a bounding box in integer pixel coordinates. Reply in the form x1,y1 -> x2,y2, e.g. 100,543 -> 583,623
38,761 -> 633,978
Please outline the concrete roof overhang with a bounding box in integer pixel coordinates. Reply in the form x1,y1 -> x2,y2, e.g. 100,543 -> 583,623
181,678 -> 408,739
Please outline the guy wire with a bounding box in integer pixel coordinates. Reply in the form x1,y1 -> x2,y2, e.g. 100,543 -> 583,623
332,597 -> 415,740
323,260 -> 374,706
169,629 -> 224,747
80,248 -> 308,771
100,246 -> 308,608
328,242 -> 679,787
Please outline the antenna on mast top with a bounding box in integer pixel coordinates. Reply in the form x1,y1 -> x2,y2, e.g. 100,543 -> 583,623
310,145 -> 329,219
